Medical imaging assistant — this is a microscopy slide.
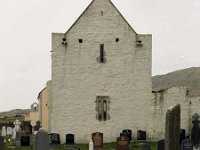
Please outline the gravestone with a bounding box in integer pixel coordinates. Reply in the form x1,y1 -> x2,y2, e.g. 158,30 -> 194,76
12,127 -> 16,139
21,136 -> 30,146
191,113 -> 200,145
116,136 -> 129,150
137,130 -> 146,140
35,128 -> 50,150
6,127 -> 12,136
0,136 -> 4,150
66,134 -> 74,145
180,129 -> 186,144
122,129 -> 132,143
15,131 -> 26,146
1,126 -> 6,137
181,138 -> 192,150
49,133 -> 60,145
13,119 -> 21,131
165,104 -> 180,150
141,143 -> 151,150
22,121 -> 33,135
92,132 -> 103,150
34,121 -> 41,134
89,139 -> 94,150
157,139 -> 165,150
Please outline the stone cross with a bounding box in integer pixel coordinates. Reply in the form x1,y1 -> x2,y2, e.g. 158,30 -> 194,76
165,104 -> 180,150
14,119 -> 21,131
89,139 -> 94,150
35,128 -> 50,150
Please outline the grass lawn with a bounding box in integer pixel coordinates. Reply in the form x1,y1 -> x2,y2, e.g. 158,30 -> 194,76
3,141 -> 157,150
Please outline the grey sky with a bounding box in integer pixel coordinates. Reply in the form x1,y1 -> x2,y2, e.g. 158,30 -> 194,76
0,0 -> 200,111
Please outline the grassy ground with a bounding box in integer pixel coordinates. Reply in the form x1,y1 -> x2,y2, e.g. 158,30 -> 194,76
3,141 -> 157,150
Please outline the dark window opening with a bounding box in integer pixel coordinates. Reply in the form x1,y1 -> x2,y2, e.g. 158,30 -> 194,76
115,38 -> 119,42
101,11 -> 104,16
100,44 -> 104,63
79,39 -> 83,43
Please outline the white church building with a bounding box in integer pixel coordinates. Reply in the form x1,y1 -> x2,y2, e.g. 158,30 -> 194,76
40,0 -> 200,144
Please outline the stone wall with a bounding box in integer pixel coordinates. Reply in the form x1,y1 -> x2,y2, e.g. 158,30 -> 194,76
152,86 -> 200,139
50,0 -> 152,143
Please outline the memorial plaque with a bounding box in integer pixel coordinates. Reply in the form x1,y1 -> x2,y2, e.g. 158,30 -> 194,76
181,138 -> 193,150
21,136 -> 30,146
92,132 -> 103,150
157,139 -> 165,150
137,130 -> 146,140
66,134 -> 74,145
116,136 -> 129,150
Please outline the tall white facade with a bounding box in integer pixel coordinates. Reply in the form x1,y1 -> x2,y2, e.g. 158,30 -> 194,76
50,0 -> 152,143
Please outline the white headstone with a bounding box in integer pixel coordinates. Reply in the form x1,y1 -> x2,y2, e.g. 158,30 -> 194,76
14,119 -> 21,131
1,126 -> 6,137
89,139 -> 94,150
12,127 -> 16,139
6,127 -> 12,135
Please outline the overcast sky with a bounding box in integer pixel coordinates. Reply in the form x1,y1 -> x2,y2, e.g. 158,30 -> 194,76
0,0 -> 200,112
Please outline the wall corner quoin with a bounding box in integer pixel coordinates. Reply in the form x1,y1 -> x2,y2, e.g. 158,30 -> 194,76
52,32 -> 66,51
136,34 -> 152,48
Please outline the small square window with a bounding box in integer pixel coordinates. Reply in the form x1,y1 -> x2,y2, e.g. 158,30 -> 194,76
79,39 -> 83,43
115,38 -> 119,42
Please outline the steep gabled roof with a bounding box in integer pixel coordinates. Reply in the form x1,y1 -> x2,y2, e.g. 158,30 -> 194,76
65,0 -> 137,35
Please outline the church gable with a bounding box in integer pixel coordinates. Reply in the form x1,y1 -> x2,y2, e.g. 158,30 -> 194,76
66,0 -> 137,36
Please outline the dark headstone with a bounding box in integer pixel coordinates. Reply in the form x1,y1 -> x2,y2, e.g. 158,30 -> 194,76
21,136 -> 30,146
141,143 -> 151,150
35,129 -> 50,150
191,113 -> 200,145
180,129 -> 186,144
66,134 -> 74,145
181,138 -> 193,150
0,136 -> 4,150
25,123 -> 32,135
157,139 -> 165,150
137,130 -> 146,140
92,132 -> 103,150
116,136 -> 129,150
34,121 -> 41,131
165,104 -> 180,150
15,131 -> 26,146
122,129 -> 132,143
49,133 -> 60,145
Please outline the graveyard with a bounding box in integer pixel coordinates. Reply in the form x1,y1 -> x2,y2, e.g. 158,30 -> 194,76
1,106 -> 200,150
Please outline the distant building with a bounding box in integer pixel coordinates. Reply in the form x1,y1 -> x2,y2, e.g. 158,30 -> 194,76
25,102 -> 39,126
37,81 -> 51,131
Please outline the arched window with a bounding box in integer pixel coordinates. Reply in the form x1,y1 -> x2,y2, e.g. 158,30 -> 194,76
95,96 -> 110,121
